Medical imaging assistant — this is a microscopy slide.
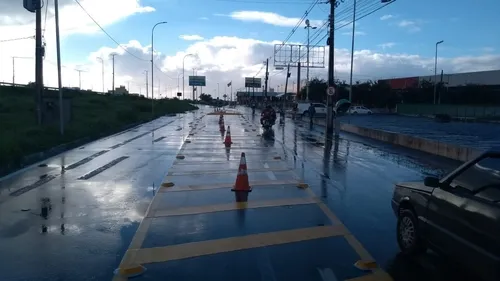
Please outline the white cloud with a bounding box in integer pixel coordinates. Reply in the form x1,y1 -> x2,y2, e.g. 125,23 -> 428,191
482,47 -> 495,53
380,14 -> 394,20
398,20 -> 421,32
179,35 -> 205,41
0,0 -> 154,90
2,34 -> 500,99
342,31 -> 366,36
378,42 -> 396,49
199,17 -> 209,20
229,11 -> 323,27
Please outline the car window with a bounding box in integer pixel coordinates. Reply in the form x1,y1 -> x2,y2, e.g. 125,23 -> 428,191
451,156 -> 500,192
314,104 -> 325,108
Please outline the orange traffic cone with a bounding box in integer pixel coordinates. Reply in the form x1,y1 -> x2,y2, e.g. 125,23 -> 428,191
224,126 -> 232,147
232,152 -> 252,193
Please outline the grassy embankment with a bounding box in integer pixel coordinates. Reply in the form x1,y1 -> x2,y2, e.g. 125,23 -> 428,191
0,86 -> 198,173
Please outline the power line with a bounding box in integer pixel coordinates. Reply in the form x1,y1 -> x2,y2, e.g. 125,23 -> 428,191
0,36 -> 35,43
214,0 -> 317,3
42,0 -> 50,37
254,0 -> 320,77
271,0 -> 395,77
73,0 -> 148,62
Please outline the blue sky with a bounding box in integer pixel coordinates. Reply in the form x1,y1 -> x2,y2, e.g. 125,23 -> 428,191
2,0 -> 499,92
62,0 -> 499,63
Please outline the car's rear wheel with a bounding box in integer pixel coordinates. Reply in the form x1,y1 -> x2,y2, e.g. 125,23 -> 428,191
397,208 -> 426,256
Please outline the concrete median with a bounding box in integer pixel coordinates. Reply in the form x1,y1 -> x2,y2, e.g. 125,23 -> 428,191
310,118 -> 482,162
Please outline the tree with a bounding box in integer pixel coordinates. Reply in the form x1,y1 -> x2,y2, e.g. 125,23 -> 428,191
299,78 -> 328,102
199,93 -> 213,103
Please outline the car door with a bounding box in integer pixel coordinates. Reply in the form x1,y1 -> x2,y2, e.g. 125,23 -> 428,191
426,155 -> 500,280
314,103 -> 326,115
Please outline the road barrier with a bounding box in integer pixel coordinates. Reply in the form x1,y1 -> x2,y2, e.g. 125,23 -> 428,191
310,118 -> 482,162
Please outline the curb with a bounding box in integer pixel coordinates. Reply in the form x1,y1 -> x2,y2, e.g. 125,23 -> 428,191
307,118 -> 482,163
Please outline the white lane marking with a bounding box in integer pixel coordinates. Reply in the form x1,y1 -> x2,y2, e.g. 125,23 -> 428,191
317,268 -> 338,281
264,162 -> 277,180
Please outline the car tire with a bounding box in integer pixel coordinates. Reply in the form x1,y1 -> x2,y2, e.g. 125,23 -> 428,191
368,112 -> 372,115
397,208 -> 426,256
352,111 -> 358,114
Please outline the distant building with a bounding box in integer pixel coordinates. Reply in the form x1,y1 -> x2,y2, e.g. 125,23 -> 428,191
378,69 -> 500,90
236,90 -> 294,103
108,85 -> 129,95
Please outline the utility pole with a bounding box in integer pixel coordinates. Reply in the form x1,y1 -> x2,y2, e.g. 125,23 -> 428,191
97,57 -> 104,93
325,0 -> 336,136
438,69 -> 444,104
283,63 -> 291,110
76,69 -> 84,89
35,4 -> 44,125
55,0 -> 64,135
192,68 -> 195,100
305,19 -> 317,101
264,58 -> 269,99
348,0 -> 357,102
297,62 -> 301,99
12,57 -> 14,84
144,70 -> 148,98
110,53 -> 117,95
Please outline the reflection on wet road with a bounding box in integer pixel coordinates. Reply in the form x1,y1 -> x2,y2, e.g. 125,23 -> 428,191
0,106 -> 477,281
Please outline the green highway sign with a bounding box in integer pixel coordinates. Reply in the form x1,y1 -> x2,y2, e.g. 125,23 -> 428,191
189,76 -> 206,86
245,77 -> 261,88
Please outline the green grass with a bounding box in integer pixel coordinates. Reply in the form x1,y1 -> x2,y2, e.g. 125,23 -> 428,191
0,86 -> 198,171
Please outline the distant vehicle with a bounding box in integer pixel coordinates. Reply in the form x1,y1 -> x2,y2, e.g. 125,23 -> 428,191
391,149 -> 500,281
297,102 -> 327,117
347,106 -> 372,115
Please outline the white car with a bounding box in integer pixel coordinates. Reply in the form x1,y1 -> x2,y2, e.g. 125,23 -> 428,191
297,102 -> 328,116
348,106 -> 372,115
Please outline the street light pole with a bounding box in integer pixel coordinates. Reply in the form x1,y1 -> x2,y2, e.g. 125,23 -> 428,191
434,40 -> 443,105
182,53 -> 195,100
97,57 -> 104,93
348,0 -> 357,102
305,19 -> 317,101
151,21 -> 167,101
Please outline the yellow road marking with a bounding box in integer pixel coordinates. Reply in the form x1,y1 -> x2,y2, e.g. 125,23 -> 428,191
148,197 -> 318,218
159,179 -> 300,192
167,167 -> 292,176
344,234 -> 375,261
172,158 -> 283,165
304,182 -> 381,269
345,270 -> 393,281
130,225 -> 348,265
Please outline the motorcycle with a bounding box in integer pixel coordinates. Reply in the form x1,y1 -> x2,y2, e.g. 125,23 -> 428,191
261,112 -> 276,130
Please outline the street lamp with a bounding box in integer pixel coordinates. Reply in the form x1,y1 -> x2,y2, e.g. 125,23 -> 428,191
96,57 -> 104,93
434,40 -> 444,104
183,53 -> 195,99
349,0 -> 395,103
304,19 -> 317,101
151,21 -> 167,101
177,73 -> 182,94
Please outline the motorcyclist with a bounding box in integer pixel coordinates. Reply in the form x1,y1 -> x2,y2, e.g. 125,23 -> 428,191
260,105 -> 277,126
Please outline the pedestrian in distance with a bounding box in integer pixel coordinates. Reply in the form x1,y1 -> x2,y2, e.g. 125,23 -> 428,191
308,103 -> 316,128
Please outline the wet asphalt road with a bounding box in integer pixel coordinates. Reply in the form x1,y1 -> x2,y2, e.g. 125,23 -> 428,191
339,114 -> 500,150
0,106 -> 478,281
